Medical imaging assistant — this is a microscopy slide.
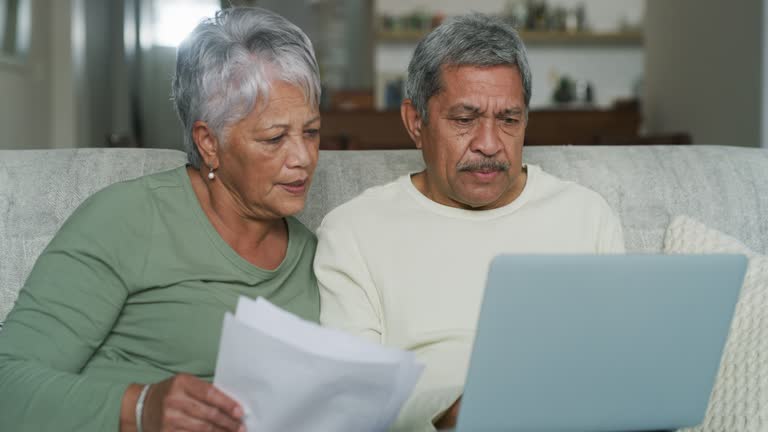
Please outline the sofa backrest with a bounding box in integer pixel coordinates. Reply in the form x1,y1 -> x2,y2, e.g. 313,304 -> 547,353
1,145 -> 767,321
303,145 -> 768,256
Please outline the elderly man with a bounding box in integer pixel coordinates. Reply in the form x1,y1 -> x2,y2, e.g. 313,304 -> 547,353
314,13 -> 624,431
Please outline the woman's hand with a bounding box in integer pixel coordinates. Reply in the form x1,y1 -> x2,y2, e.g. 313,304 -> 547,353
142,374 -> 244,432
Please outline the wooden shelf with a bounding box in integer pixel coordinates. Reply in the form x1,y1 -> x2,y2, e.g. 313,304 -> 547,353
376,29 -> 431,43
377,30 -> 643,46
522,31 -> 643,45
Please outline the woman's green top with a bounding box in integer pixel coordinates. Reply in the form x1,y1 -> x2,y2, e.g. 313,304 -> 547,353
0,166 -> 319,431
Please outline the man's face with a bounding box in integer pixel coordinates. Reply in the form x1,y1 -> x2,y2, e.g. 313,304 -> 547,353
413,65 -> 527,210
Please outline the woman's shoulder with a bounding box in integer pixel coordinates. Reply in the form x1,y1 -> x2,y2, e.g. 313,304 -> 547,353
58,167 -> 186,239
79,167 -> 186,212
36,168 -> 189,282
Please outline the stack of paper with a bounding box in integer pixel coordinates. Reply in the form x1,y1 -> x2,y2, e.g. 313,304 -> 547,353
214,296 -> 424,432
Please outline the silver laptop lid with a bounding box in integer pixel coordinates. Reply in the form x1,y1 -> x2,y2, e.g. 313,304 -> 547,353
457,254 -> 747,432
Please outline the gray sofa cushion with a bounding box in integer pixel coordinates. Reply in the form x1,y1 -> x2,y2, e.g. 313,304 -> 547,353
522,145 -> 768,256
0,149 -> 186,320
1,145 -> 767,321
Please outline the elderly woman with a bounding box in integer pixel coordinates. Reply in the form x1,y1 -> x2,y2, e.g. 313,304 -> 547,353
0,7 -> 321,432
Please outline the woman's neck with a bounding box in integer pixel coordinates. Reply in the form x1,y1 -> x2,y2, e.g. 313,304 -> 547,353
187,166 -> 288,270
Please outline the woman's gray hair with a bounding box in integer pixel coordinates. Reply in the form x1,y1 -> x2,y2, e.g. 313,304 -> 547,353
172,7 -> 321,168
405,13 -> 532,123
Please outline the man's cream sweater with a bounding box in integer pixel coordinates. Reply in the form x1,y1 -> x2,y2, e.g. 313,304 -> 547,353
315,165 -> 625,431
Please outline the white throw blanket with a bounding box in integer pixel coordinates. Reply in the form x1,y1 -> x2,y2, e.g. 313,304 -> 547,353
664,216 -> 767,432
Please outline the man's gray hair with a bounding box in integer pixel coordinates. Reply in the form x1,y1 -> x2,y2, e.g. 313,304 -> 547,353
172,7 -> 320,168
405,13 -> 532,123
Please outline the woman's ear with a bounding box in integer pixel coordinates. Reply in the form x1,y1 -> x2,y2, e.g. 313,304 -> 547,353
401,99 -> 425,149
192,121 -> 219,168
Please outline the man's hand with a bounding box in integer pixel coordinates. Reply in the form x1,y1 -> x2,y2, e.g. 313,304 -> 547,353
143,374 -> 245,432
433,396 -> 462,430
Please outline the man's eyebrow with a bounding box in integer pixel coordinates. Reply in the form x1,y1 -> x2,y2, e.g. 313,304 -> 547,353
446,104 -> 481,115
495,108 -> 525,117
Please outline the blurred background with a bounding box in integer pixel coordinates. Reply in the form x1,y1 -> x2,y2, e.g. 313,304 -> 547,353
1,0 -> 766,151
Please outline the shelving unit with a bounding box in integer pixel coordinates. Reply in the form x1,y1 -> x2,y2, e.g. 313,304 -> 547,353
377,29 -> 643,46
319,106 -> 644,150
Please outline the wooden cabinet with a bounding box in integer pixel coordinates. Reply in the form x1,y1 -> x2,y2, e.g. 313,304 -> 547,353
320,110 -> 411,150
320,105 -> 645,150
524,106 -> 641,146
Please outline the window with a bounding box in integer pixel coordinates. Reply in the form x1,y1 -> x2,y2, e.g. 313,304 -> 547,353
0,0 -> 31,61
149,0 -> 219,47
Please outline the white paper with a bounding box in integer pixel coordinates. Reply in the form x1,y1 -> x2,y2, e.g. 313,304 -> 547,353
214,297 -> 423,432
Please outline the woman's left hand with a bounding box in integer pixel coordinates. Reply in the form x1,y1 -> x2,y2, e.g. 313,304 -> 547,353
142,374 -> 245,432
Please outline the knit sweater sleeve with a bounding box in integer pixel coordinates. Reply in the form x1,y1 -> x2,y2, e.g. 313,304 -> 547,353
0,182 -> 149,431
315,211 -> 383,343
315,208 -> 464,431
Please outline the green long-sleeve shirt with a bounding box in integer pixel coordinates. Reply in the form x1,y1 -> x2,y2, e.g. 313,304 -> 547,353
0,166 -> 319,431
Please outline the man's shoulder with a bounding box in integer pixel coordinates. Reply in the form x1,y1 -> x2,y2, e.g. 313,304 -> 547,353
320,176 -> 409,227
323,178 -> 404,220
530,165 -> 612,208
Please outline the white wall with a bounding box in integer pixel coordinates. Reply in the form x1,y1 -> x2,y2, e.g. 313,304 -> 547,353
375,0 -> 645,109
645,0 -> 764,147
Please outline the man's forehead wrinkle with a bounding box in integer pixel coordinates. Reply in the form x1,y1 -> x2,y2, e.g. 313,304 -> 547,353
447,104 -> 481,114
498,107 -> 524,115
446,102 -> 523,117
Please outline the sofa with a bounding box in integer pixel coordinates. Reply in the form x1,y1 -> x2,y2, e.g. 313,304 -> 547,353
1,145 -> 767,430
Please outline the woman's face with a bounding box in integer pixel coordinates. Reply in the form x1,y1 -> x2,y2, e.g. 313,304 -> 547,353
216,81 -> 320,220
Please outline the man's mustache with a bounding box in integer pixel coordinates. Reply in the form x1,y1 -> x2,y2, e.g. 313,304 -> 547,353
457,159 -> 510,172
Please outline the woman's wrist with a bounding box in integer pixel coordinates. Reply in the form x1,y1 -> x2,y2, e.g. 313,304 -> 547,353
120,383 -> 145,432
135,384 -> 152,432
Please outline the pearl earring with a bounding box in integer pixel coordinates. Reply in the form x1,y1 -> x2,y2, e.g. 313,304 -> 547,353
207,167 -> 215,180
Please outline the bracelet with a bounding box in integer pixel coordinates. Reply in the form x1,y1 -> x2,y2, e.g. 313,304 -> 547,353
135,384 -> 152,432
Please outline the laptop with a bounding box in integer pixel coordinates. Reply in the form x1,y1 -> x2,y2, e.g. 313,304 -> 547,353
453,254 -> 747,432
